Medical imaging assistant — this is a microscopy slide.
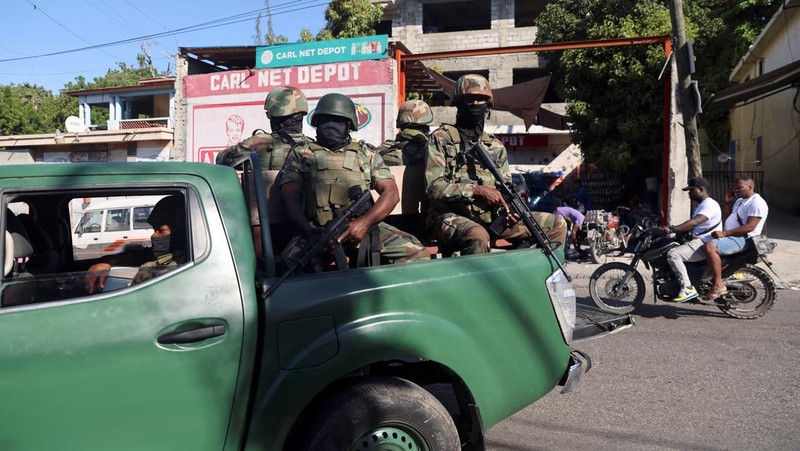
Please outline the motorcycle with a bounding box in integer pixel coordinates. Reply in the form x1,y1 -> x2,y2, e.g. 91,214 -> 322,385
581,208 -> 630,264
588,217 -> 777,319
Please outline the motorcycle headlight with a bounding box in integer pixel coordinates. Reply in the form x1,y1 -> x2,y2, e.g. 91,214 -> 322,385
546,269 -> 576,345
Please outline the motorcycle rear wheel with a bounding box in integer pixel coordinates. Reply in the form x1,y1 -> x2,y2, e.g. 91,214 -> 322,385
718,264 -> 776,319
589,262 -> 646,313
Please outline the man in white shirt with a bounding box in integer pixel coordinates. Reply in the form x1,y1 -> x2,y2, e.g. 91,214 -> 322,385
703,176 -> 769,300
664,177 -> 722,302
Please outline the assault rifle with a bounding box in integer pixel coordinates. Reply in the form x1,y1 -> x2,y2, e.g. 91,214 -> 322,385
262,186 -> 373,299
464,141 -> 571,281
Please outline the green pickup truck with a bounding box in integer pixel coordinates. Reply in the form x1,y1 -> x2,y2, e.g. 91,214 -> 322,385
0,157 -> 630,450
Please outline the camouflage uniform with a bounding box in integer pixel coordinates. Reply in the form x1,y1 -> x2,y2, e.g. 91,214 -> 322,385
426,74 -> 566,255
216,86 -> 311,170
378,100 -> 434,166
279,132 -> 428,269
132,252 -> 183,284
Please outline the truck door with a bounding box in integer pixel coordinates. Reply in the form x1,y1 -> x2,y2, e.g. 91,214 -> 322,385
0,186 -> 246,450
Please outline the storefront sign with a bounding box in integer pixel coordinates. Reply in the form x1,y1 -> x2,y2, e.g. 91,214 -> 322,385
256,35 -> 388,69
496,134 -> 549,147
184,60 -> 392,98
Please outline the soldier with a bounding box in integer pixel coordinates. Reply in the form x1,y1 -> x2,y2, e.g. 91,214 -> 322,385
86,195 -> 187,293
279,93 -> 429,271
425,74 -> 567,256
377,99 -> 434,166
216,86 -> 311,170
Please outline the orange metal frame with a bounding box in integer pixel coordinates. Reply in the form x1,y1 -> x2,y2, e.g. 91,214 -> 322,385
397,35 -> 673,220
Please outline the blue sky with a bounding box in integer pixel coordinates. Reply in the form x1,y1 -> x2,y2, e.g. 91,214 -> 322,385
0,0 -> 328,93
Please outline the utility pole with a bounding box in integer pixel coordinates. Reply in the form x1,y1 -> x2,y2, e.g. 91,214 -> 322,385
669,0 -> 702,178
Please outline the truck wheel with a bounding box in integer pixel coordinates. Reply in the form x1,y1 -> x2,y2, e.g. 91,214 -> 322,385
297,376 -> 460,451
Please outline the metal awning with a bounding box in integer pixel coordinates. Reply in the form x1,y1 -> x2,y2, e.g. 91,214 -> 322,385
706,59 -> 800,110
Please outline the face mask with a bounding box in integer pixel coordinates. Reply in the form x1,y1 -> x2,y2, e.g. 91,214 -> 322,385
457,103 -> 489,125
270,113 -> 304,135
151,234 -> 171,257
315,120 -> 351,149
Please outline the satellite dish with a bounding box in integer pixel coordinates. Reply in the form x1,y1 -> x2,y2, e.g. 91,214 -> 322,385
65,116 -> 88,133
717,153 -> 731,164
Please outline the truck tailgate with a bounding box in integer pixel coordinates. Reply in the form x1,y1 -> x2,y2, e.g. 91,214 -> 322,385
574,303 -> 634,341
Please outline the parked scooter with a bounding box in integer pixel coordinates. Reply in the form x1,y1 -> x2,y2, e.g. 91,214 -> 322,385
588,217 -> 777,319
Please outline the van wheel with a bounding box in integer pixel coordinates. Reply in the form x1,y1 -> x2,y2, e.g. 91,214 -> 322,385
297,376 -> 460,451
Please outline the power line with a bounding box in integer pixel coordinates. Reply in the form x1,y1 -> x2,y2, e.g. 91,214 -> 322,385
1,0 -> 328,64
24,0 -> 122,62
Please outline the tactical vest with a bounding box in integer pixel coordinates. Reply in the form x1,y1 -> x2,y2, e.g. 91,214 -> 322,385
439,124 -> 504,225
302,141 -> 372,225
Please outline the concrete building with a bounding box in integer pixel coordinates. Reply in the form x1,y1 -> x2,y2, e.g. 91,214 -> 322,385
707,3 -> 800,214
374,0 -> 580,176
0,77 -> 175,164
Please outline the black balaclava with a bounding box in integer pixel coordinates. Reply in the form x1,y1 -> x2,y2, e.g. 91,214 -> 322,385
270,112 -> 304,135
151,234 -> 171,258
315,116 -> 352,150
455,103 -> 489,140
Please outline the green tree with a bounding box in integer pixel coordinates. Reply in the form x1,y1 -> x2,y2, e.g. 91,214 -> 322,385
536,0 -> 779,172
321,0 -> 383,39
0,83 -> 76,135
536,0 -> 673,172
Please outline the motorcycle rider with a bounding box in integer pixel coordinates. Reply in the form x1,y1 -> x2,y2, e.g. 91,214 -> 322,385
663,177 -> 722,302
703,176 -> 769,300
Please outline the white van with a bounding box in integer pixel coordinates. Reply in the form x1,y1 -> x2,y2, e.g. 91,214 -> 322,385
72,195 -> 166,260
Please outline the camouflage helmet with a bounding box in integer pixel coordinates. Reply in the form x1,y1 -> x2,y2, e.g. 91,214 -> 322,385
147,195 -> 185,231
264,86 -> 308,118
452,74 -> 493,106
396,100 -> 434,127
310,93 -> 359,131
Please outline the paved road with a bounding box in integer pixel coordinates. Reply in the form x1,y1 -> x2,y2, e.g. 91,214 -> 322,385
485,267 -> 800,450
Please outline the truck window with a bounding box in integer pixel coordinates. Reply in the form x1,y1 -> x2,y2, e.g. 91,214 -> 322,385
1,191 -> 199,309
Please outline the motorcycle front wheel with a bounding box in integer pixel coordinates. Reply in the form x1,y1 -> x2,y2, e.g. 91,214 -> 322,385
589,262 -> 646,313
588,229 -> 606,264
718,264 -> 776,319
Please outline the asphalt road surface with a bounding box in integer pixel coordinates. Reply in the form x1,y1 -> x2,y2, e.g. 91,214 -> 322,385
485,284 -> 800,450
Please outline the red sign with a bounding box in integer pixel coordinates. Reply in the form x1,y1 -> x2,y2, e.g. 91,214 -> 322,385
495,134 -> 549,147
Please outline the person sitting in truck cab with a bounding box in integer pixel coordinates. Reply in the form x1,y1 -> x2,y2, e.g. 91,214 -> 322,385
377,99 -> 433,166
216,86 -> 312,170
425,74 -> 567,255
85,195 -> 187,293
278,93 -> 429,271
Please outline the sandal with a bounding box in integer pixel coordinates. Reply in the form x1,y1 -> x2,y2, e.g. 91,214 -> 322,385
703,286 -> 728,301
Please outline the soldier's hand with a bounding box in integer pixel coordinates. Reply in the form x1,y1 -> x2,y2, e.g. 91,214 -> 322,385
86,263 -> 112,294
506,212 -> 520,227
338,217 -> 370,243
473,185 -> 505,207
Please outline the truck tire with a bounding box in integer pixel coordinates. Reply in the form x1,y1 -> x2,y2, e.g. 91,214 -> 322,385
297,376 -> 460,451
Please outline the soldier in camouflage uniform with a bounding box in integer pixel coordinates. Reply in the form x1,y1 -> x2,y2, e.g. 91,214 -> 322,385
377,99 -> 434,166
279,93 -> 429,270
86,195 -> 188,293
425,74 -> 567,255
216,86 -> 312,170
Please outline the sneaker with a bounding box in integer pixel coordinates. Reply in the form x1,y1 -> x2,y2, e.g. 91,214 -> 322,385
673,286 -> 699,302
